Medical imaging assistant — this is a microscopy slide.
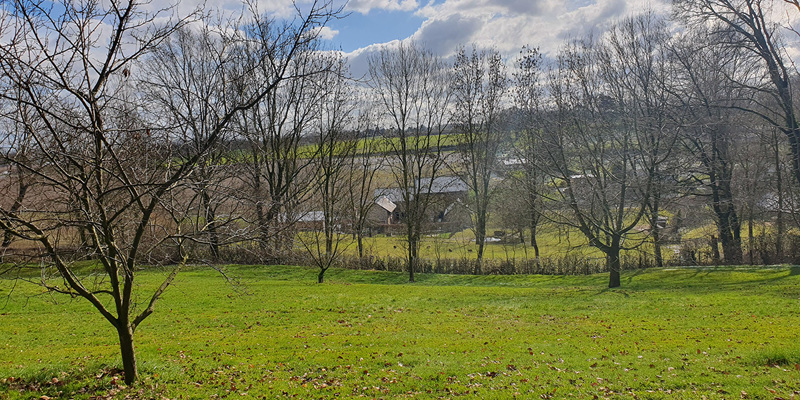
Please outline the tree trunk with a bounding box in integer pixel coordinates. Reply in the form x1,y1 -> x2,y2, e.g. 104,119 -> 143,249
475,229 -> 486,264
408,254 -> 415,282
318,268 -> 326,284
117,323 -> 137,385
531,233 -> 540,260
774,133 -> 784,261
748,212 -> 754,265
252,155 -> 269,253
649,209 -> 663,269
652,229 -> 663,269
475,202 -> 487,265
407,231 -> 417,283
475,215 -> 485,274
208,222 -> 219,260
710,235 -> 721,265
607,242 -> 621,289
200,180 -> 219,261
713,195 -> 742,265
787,128 -> 800,188
1,230 -> 12,248
528,201 -> 541,259
357,234 -> 364,258
650,198 -> 663,268
717,213 -> 742,265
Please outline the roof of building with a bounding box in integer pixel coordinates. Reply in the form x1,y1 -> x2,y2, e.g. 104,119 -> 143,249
373,176 -> 468,206
373,187 -> 404,203
375,195 -> 397,212
297,211 -> 325,222
418,176 -> 469,193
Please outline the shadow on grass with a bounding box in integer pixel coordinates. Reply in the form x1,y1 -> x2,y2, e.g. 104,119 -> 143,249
228,263 -> 608,288
144,264 -> 800,295
744,346 -> 800,368
615,265 -> 800,297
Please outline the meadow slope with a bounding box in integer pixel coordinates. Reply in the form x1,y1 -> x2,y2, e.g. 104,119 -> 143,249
1,265 -> 800,399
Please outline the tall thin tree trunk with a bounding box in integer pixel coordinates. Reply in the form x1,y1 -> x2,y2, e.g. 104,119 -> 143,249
788,129 -> 800,187
408,228 -> 418,283
529,200 -> 540,259
748,211 -> 754,265
475,213 -> 486,274
650,198 -> 664,268
408,248 -> 415,283
530,232 -> 540,260
775,132 -> 784,260
475,181 -> 489,265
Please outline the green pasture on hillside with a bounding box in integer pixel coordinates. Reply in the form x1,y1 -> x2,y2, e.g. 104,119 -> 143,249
206,133 -> 464,166
1,265 -> 800,399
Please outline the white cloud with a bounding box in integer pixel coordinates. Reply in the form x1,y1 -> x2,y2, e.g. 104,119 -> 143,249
346,0 -> 419,14
337,0 -> 676,90
141,0 -> 299,20
411,12 -> 485,55
313,26 -> 340,40
342,40 -> 404,79
366,0 -> 667,60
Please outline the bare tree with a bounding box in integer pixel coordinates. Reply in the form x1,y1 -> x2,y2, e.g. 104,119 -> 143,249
0,0 -> 341,384
673,0 -> 800,187
299,56 -> 357,283
600,14 -> 678,269
734,123 -> 774,263
511,46 -> 546,258
449,45 -> 508,265
368,42 -> 451,282
235,43 -> 330,260
345,99 -> 384,259
667,27 -> 758,265
542,17 -> 669,288
142,24 -> 244,261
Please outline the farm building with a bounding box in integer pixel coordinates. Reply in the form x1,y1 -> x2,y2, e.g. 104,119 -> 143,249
369,176 -> 470,234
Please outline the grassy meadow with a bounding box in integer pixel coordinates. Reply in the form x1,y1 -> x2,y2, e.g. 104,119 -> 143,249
1,265 -> 800,399
333,224 -> 658,265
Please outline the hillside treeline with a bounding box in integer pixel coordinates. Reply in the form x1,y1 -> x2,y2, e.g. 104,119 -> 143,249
2,0 -> 800,290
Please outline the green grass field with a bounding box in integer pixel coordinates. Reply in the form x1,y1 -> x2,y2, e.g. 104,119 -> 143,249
338,224 -> 652,264
2,265 -> 800,399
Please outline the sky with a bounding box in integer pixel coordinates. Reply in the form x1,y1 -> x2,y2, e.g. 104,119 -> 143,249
177,0 -> 671,77
323,0 -> 672,76
143,0 -> 800,78
329,0 -> 668,53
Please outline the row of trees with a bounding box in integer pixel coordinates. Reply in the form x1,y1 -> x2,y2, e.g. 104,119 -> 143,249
2,0 -> 800,385
356,1 -> 800,289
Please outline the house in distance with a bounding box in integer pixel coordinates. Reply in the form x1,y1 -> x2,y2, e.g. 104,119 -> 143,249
370,176 -> 470,234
